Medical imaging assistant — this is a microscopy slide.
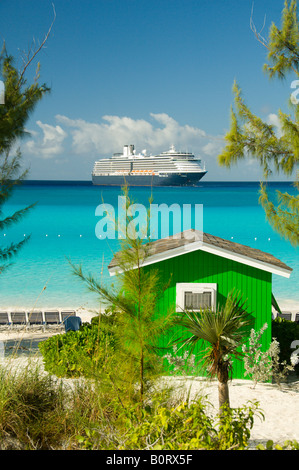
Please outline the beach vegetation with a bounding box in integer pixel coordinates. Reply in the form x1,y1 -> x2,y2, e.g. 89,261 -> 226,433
256,439 -> 299,450
243,323 -> 295,386
272,316 -> 299,374
163,345 -> 197,376
0,360 -> 68,449
77,396 -> 262,450
174,291 -> 252,412
38,314 -> 117,378
0,358 -> 264,450
218,0 -> 299,246
0,353 -> 296,450
69,187 -> 174,406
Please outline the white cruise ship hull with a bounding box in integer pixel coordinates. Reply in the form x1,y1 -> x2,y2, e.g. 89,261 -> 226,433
92,145 -> 207,187
92,171 -> 207,187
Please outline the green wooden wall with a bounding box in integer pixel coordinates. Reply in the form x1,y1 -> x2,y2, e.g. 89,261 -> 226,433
146,248 -> 272,380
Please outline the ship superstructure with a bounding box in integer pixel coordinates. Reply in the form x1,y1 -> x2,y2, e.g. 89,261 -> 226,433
92,145 -> 207,186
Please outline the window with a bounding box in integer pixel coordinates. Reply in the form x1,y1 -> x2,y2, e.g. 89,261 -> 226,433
176,283 -> 217,311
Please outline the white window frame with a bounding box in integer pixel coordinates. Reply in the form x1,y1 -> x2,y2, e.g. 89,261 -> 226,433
176,283 -> 217,312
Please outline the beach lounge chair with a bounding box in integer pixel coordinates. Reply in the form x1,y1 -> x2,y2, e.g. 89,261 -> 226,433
28,311 -> 44,325
11,311 -> 27,325
44,310 -> 60,325
278,311 -> 292,321
0,311 -> 10,327
61,310 -> 76,321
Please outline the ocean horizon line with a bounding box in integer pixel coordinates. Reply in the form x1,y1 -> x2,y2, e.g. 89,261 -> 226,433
20,180 -> 296,186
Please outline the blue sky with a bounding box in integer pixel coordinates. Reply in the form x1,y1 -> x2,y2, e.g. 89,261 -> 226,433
0,0 -> 296,180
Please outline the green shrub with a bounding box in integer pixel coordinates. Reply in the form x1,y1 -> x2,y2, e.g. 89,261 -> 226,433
217,401 -> 264,450
163,345 -> 197,376
77,396 -> 263,450
243,323 -> 294,386
39,314 -> 116,378
0,355 -> 265,450
0,361 -> 68,449
272,317 -> 299,375
256,439 -> 299,450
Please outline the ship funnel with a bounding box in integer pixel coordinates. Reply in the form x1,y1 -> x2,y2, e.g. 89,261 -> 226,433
123,145 -> 129,157
129,144 -> 135,155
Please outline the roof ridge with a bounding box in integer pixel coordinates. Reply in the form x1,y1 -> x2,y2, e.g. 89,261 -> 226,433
108,229 -> 292,275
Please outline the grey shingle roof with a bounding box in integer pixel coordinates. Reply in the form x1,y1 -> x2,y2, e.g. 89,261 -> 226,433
108,229 -> 292,273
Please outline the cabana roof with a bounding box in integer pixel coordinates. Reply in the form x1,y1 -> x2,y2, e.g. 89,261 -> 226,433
108,229 -> 292,278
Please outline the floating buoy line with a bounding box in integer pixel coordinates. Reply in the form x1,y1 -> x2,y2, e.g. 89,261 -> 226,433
1,233 -> 274,242
2,233 -> 85,238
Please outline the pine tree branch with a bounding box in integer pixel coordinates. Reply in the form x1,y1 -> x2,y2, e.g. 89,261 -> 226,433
250,3 -> 269,50
0,236 -> 31,261
0,203 -> 36,230
17,3 -> 56,86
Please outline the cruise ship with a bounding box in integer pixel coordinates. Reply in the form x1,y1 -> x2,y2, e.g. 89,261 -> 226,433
92,145 -> 207,186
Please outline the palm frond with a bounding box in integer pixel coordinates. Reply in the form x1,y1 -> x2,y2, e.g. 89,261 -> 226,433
174,291 -> 252,377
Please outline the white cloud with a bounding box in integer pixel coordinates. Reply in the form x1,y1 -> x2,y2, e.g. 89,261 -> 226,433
22,113 -> 230,180
202,138 -> 224,156
25,120 -> 67,159
267,113 -> 283,138
54,112 -> 210,158
21,111 -> 285,181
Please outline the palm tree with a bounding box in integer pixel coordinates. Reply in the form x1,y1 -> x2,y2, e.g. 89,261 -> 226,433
175,291 -> 252,412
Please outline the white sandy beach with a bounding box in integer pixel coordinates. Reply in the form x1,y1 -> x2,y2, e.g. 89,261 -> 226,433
171,376 -> 299,448
0,301 -> 298,449
0,334 -> 298,448
1,354 -> 298,448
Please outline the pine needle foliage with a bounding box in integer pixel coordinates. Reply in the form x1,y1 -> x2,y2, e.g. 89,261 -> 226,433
218,0 -> 299,246
0,48 -> 49,270
71,187 -> 174,405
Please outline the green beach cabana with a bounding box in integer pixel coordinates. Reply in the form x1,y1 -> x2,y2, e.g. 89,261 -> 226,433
108,229 -> 292,379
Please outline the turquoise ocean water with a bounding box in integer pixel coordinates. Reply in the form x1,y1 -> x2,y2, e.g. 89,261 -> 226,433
0,181 -> 298,310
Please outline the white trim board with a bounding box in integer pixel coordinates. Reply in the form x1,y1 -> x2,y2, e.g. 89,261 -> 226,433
108,240 -> 292,278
